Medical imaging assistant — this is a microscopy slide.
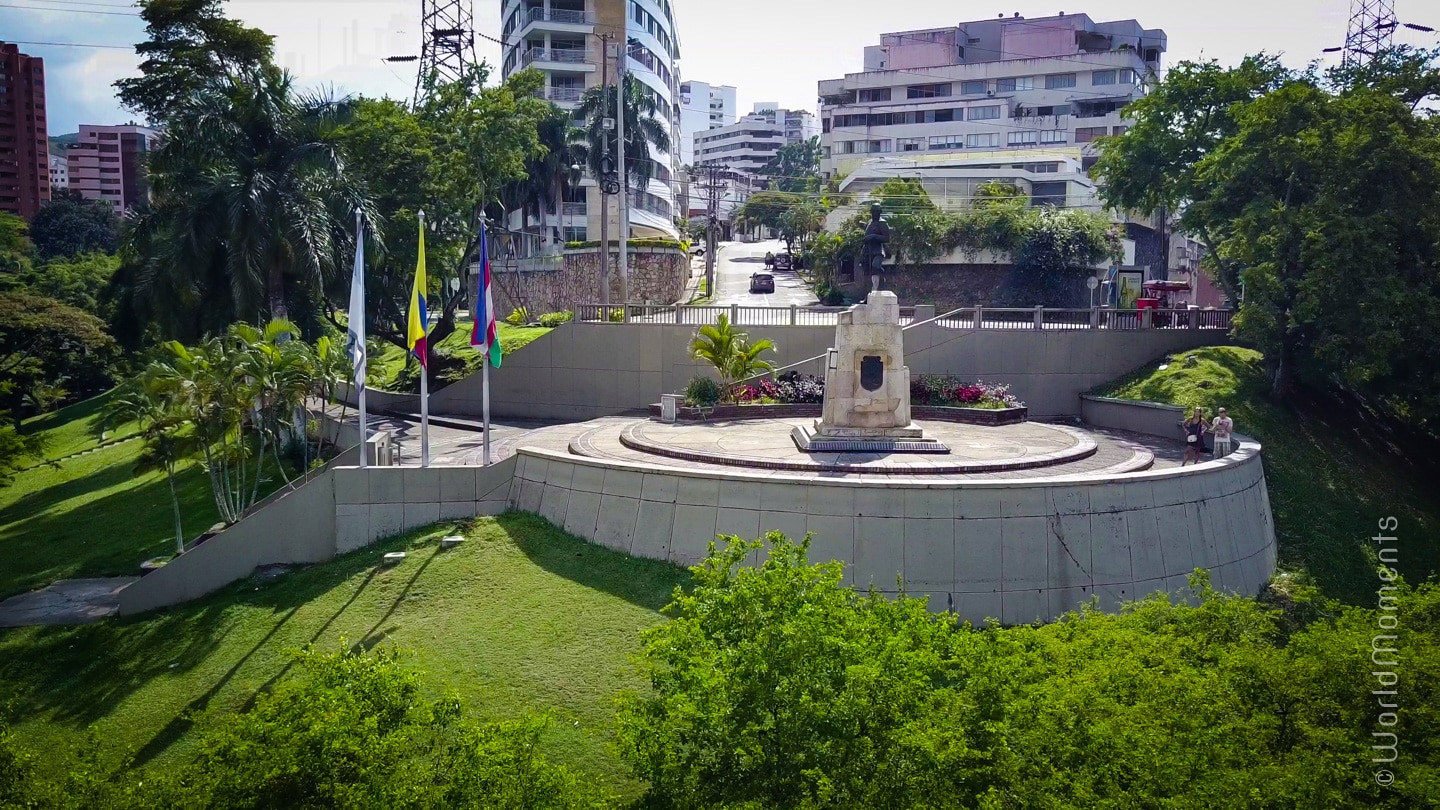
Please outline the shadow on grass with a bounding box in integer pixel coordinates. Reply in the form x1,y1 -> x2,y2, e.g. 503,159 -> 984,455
494,511 -> 690,613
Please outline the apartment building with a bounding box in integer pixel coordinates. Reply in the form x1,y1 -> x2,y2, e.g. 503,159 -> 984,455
817,13 -> 1165,178
693,104 -> 818,177
500,0 -> 684,244
48,152 -> 67,190
679,79 -> 735,166
0,43 -> 51,220
67,124 -> 159,212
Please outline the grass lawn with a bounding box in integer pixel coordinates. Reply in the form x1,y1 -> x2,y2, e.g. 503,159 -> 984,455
0,514 -> 687,801
1097,346 -> 1440,604
1,395 -> 301,601
367,320 -> 552,392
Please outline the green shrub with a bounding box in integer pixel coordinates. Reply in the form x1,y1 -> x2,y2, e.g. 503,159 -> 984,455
607,308 -> 625,323
537,310 -> 574,328
617,534 -> 1440,809
684,375 -> 722,408
505,307 -> 530,326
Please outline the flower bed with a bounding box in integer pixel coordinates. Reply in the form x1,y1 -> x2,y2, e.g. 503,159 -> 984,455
654,373 -> 1027,424
910,376 -> 1023,410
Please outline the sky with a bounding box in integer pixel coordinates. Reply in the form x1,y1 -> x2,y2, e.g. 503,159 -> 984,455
3,0 -> 1438,135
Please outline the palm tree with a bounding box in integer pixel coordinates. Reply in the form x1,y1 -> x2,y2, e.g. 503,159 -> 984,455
126,65 -> 368,333
520,106 -> 584,254
575,72 -> 674,299
107,374 -> 192,554
688,313 -> 776,401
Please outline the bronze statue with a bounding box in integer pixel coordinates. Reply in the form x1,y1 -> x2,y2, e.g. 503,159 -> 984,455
860,202 -> 890,292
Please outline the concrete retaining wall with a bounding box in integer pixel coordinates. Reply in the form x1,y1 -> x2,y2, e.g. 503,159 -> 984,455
508,441 -> 1276,625
117,459 -> 517,616
118,470 -> 340,615
332,460 -> 516,554
1081,395 -> 1189,440
426,321 -> 1228,421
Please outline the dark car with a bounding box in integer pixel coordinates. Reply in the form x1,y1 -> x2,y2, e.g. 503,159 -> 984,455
773,252 -> 794,270
749,273 -> 775,294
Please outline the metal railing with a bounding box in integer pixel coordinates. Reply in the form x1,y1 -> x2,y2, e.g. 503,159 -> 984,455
537,86 -> 585,103
526,7 -> 592,25
568,303 -> 1235,330
522,48 -> 594,66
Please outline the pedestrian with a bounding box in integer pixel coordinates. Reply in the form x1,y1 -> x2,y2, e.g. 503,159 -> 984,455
1211,407 -> 1234,458
1181,406 -> 1210,466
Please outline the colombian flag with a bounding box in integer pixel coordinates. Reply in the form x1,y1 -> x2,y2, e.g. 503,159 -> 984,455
407,216 -> 428,367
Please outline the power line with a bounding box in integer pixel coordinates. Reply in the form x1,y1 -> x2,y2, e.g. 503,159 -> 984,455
4,38 -> 132,49
0,1 -> 139,16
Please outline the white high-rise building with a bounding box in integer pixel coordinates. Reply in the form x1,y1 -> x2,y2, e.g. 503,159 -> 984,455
678,80 -> 735,166
48,152 -> 68,191
693,106 -> 818,177
500,0 -> 684,243
818,13 -> 1166,178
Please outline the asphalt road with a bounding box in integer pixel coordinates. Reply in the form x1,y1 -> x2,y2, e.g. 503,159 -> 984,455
708,239 -> 819,307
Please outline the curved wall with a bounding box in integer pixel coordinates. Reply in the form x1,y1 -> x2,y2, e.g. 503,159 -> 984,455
509,438 -> 1276,625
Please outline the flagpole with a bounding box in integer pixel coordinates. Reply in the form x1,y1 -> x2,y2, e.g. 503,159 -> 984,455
480,220 -> 493,467
355,209 -> 368,468
419,209 -> 430,468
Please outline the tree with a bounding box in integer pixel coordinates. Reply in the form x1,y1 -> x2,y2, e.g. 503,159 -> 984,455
1192,78 -> 1440,408
13,252 -> 120,317
333,67 -> 549,377
0,419 -> 46,488
522,106 -> 585,253
106,372 -> 191,553
1091,55 -> 1293,304
115,0 -> 274,124
119,66 -> 367,338
574,72 -> 674,301
688,313 -> 775,399
618,535 -> 1440,809
763,135 -> 822,193
26,191 -> 120,260
0,292 -> 118,415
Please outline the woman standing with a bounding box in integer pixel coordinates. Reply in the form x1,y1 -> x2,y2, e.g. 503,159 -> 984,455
1182,407 -> 1210,466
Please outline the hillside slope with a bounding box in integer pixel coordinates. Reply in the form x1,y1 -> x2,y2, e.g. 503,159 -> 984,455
1097,346 -> 1439,603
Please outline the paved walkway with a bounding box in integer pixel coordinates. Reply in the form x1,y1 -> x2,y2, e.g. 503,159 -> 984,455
0,578 -> 137,628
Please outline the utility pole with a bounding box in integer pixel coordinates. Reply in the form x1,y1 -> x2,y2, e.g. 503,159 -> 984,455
617,41 -> 630,308
696,162 -> 727,298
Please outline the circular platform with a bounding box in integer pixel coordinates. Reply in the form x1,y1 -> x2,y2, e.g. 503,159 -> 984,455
610,418 -> 1101,475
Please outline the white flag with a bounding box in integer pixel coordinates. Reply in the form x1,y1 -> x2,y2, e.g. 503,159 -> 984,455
345,214 -> 366,387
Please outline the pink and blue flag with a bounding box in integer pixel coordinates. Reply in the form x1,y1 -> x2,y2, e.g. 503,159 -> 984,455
471,222 -> 503,368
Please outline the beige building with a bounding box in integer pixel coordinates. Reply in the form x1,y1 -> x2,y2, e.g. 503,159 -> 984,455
66,124 -> 159,211
500,0 -> 684,246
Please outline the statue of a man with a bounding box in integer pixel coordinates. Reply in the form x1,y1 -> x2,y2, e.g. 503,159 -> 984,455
860,202 -> 890,292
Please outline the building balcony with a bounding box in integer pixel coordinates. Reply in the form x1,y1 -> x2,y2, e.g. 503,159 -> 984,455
522,7 -> 593,29
522,48 -> 596,69
536,86 -> 586,103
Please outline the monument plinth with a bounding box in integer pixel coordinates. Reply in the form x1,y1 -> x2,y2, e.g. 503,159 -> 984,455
792,292 -> 949,453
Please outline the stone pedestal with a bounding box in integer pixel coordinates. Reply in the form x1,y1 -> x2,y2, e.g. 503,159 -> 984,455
793,292 -> 948,454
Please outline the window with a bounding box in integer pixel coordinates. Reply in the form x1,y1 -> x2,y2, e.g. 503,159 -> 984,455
563,226 -> 587,243
960,80 -> 987,95
1112,125 -> 1129,136
907,83 -> 951,99
1075,126 -> 1108,143
1029,162 -> 1060,173
896,137 -> 924,152
995,76 -> 1034,92
1045,74 -> 1077,89
867,139 -> 891,153
1092,69 -> 1117,85
822,118 -> 831,133
838,140 -> 859,154
928,135 -> 964,150
1036,104 -> 1070,117
1008,131 -> 1038,146
1040,130 -> 1067,144
966,133 -> 999,148
858,87 -> 892,102
927,108 -> 955,123
968,105 -> 1000,121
